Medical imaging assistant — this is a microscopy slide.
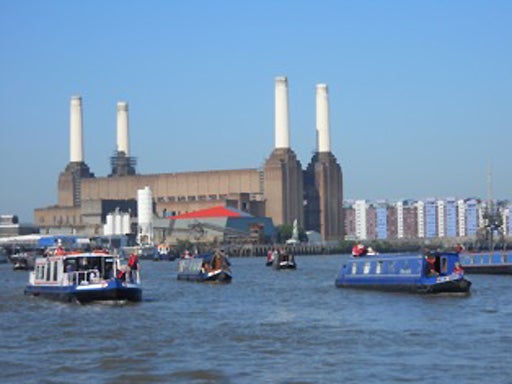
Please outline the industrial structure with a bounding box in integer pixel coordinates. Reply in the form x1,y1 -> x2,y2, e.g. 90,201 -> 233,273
34,77 -> 344,243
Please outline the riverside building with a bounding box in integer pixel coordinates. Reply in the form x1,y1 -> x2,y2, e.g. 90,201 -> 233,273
34,77 -> 344,243
344,198 -> 512,241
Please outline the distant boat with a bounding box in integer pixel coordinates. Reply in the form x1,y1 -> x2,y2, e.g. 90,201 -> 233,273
177,251 -> 232,283
335,251 -> 471,294
24,250 -> 142,303
9,248 -> 42,271
272,250 -> 297,270
459,251 -> 512,274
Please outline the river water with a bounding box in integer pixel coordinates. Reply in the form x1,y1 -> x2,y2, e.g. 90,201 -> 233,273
1,254 -> 511,384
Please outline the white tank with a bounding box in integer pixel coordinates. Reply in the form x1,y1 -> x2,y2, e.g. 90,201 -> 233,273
114,211 -> 122,235
104,213 -> 114,236
137,186 -> 153,244
121,212 -> 131,235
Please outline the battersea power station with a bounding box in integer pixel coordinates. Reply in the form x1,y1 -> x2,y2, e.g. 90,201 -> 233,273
34,77 -> 344,243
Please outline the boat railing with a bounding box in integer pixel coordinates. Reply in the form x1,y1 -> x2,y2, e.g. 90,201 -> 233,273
178,258 -> 203,273
66,269 -> 104,285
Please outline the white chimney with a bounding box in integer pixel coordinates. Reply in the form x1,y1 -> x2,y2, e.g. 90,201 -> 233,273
117,101 -> 129,156
316,84 -> 331,153
69,96 -> 84,162
275,76 -> 290,149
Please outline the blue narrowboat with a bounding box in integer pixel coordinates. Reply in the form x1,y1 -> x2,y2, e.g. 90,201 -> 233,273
24,251 -> 142,303
459,251 -> 512,274
177,252 -> 232,283
335,251 -> 471,294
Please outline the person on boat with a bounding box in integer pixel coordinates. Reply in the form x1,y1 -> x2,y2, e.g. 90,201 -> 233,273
212,249 -> 230,271
425,253 -> 439,276
65,261 -> 75,273
456,243 -> 464,254
280,248 -> 289,262
55,245 -> 66,256
352,243 -> 367,257
127,253 -> 139,283
267,249 -> 275,264
201,260 -> 212,274
182,250 -> 192,259
116,266 -> 126,281
453,261 -> 464,275
366,246 -> 378,255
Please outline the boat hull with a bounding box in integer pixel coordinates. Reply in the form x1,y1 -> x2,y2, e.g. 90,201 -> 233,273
273,261 -> 297,270
335,278 -> 471,294
177,270 -> 232,283
459,252 -> 512,274
462,265 -> 512,274
24,279 -> 142,303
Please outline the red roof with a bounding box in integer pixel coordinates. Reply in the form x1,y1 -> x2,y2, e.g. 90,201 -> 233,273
169,206 -> 251,220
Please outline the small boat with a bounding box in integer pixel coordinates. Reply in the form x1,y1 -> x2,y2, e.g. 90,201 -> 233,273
24,250 -> 142,303
459,251 -> 512,274
272,250 -> 297,270
10,248 -> 41,271
335,251 -> 471,294
155,243 -> 176,261
177,251 -> 232,283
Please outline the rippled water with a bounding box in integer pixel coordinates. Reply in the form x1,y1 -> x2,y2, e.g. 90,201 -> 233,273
1,255 -> 511,384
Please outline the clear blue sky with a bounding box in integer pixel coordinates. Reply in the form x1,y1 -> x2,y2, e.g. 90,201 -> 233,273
1,0 -> 511,222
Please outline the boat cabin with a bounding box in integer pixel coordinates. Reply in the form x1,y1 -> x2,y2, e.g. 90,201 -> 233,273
335,251 -> 470,294
346,252 -> 457,278
30,254 -> 122,287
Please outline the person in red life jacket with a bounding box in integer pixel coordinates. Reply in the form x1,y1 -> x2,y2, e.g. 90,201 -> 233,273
267,249 -> 275,264
352,243 -> 367,257
425,253 -> 439,276
127,253 -> 139,283
116,267 -> 126,281
453,261 -> 464,275
55,246 -> 65,256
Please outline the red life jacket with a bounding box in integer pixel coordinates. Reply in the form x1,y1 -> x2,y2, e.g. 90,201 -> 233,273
128,255 -> 138,268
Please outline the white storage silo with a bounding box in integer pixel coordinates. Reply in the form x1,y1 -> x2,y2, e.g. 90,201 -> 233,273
114,210 -> 122,235
104,213 -> 114,236
121,212 -> 131,235
137,186 -> 153,244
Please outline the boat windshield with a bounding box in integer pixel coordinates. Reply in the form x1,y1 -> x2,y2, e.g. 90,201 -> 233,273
69,256 -> 114,279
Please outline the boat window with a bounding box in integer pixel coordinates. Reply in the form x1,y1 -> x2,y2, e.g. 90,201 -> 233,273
363,262 -> 371,274
441,257 -> 448,274
36,265 -> 44,280
45,264 -> 51,281
351,262 -> 357,275
376,261 -> 382,274
53,262 -> 58,281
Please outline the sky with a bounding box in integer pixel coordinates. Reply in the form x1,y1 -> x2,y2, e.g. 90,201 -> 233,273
0,1 -> 511,222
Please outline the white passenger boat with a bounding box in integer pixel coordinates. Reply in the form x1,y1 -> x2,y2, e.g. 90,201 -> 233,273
24,250 -> 142,303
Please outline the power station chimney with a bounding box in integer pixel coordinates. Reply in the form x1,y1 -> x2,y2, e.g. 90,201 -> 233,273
275,76 -> 290,149
316,84 -> 331,153
69,96 -> 84,162
117,101 -> 129,156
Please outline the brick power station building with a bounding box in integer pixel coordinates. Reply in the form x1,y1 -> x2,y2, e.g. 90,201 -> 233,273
34,77 -> 344,243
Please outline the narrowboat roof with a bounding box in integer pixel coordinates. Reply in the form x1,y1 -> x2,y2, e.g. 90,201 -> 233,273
349,251 -> 459,260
